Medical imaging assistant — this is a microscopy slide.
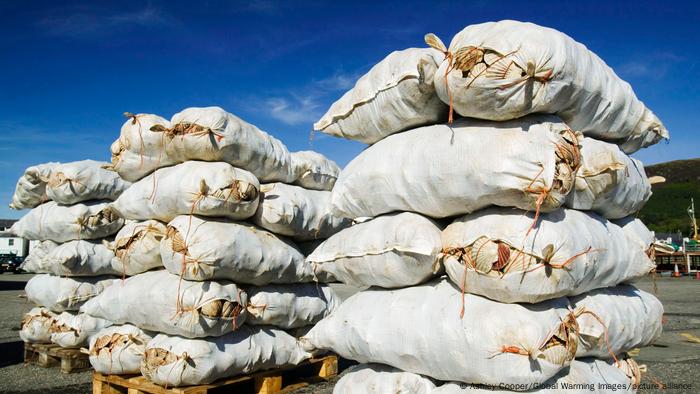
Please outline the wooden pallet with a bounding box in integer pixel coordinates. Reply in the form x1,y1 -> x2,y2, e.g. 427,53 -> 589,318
92,355 -> 338,394
23,342 -> 91,373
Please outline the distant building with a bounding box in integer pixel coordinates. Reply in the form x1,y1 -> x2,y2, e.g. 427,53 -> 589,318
0,219 -> 30,258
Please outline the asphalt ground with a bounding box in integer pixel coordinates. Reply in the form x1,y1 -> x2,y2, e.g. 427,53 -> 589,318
0,273 -> 698,393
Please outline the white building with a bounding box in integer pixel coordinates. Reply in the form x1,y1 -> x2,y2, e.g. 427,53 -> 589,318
0,219 -> 30,258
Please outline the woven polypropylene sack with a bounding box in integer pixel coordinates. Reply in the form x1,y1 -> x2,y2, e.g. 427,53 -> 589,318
50,312 -> 112,348
9,162 -> 58,210
80,270 -> 247,338
110,114 -> 176,182
331,115 -> 580,219
290,151 -> 341,191
333,364 -> 437,394
245,283 -> 340,329
302,279 -> 577,387
20,307 -> 57,343
45,160 -> 131,205
141,326 -> 311,386
307,212 -> 442,288
565,137 -> 651,219
441,207 -> 655,303
10,201 -> 123,242
161,215 -> 313,285
429,20 -> 668,153
314,48 -> 448,144
110,161 -> 260,223
89,324 -> 154,375
571,285 -> 663,358
108,220 -> 166,276
25,275 -> 117,313
20,240 -> 59,273
252,183 -> 351,241
44,240 -> 121,276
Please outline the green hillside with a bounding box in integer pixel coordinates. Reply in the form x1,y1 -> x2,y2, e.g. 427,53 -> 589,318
637,158 -> 700,234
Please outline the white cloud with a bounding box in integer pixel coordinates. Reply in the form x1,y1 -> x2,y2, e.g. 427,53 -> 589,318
266,96 -> 321,125
313,73 -> 357,91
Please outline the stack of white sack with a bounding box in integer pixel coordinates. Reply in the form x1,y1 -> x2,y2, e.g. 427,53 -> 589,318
10,160 -> 131,348
303,19 -> 666,392
74,106 -> 343,382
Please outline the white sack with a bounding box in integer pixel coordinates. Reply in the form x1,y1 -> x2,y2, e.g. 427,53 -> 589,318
110,114 -> 176,182
333,364 -> 437,394
152,106 -> 296,183
89,324 -> 153,375
45,160 -> 131,204
303,279 -> 578,387
20,240 -> 59,273
45,240 -> 121,276
253,183 -> 351,241
161,215 -> 313,284
141,326 -> 312,386
314,48 -> 448,144
109,220 -> 166,276
614,216 -> 655,259
246,283 -> 339,329
20,307 -> 57,343
80,270 -> 247,338
331,115 -> 580,219
308,212 -> 442,288
50,312 -> 112,348
434,358 -> 639,393
565,138 -> 651,219
441,207 -> 655,303
571,285 -> 663,358
110,161 -> 259,223
428,20 -> 668,153
10,201 -> 123,242
290,151 -> 340,191
9,162 -> 57,210
25,274 -> 116,312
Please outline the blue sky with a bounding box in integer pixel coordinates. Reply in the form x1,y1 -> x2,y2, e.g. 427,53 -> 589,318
1,0 -> 698,219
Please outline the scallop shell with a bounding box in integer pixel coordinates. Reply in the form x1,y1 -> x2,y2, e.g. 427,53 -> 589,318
200,300 -> 223,318
470,237 -> 499,273
539,344 -> 570,365
468,62 -> 488,79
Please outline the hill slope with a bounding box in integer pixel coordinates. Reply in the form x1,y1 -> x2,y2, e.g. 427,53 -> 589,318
638,158 -> 700,234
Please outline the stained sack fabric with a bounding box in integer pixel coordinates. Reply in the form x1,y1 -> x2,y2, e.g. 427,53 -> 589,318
45,160 -> 131,205
50,312 -> 112,348
245,283 -> 340,329
110,161 -> 260,223
161,215 -> 313,284
80,270 -> 247,338
314,48 -> 448,144
45,240 -> 121,276
571,285 -> 663,358
110,113 -> 176,182
330,115 -> 580,219
25,275 -> 117,313
428,20 -> 668,153
20,240 -> 59,273
290,151 -> 341,191
108,220 -> 166,276
9,162 -> 58,210
307,212 -> 442,288
10,201 -> 123,242
89,324 -> 154,375
141,326 -> 312,386
614,216 -> 656,260
333,364 -> 437,394
441,207 -> 654,304
20,307 -> 57,343
565,137 -> 651,219
433,358 -> 639,393
252,183 -> 351,241
302,279 -> 577,387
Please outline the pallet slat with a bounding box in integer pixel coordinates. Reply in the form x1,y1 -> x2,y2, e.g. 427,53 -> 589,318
93,355 -> 338,394
24,342 -> 91,373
